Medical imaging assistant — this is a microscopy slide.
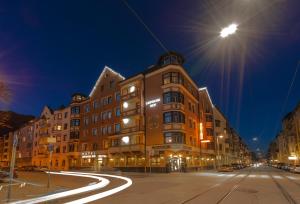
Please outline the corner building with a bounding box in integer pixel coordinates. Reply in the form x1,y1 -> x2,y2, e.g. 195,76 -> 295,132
75,52 -> 214,172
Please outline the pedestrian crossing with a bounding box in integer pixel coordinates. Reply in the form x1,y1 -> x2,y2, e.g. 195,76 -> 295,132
199,172 -> 300,180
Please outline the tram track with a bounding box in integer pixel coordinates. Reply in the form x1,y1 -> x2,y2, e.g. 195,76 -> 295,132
181,170 -> 251,204
269,173 -> 297,204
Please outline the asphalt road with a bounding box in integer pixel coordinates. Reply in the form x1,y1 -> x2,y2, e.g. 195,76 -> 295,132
1,166 -> 300,204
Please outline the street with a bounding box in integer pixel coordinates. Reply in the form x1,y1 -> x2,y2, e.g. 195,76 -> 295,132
1,166 -> 300,204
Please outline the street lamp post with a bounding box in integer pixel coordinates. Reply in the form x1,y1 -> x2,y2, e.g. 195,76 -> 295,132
6,133 -> 18,202
47,144 -> 54,189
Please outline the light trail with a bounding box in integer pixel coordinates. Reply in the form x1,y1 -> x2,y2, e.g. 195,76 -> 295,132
10,171 -> 110,204
62,171 -> 132,204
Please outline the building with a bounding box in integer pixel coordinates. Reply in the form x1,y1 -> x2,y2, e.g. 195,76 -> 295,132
15,120 -> 35,167
269,103 -> 300,165
0,132 -> 13,167
0,51 -> 251,172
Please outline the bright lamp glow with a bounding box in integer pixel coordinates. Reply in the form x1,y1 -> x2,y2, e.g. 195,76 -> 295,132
219,135 -> 223,138
220,23 -> 238,38
123,102 -> 129,109
129,86 -> 135,93
122,118 -> 129,124
122,136 -> 130,144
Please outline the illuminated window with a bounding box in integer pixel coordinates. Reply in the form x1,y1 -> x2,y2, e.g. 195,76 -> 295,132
129,86 -> 136,93
164,132 -> 185,144
92,128 -> 97,136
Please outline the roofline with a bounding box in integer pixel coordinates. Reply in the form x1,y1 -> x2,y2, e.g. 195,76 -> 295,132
199,87 -> 214,108
89,66 -> 125,97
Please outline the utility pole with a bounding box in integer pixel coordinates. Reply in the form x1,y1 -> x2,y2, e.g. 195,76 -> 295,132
47,144 -> 54,189
7,133 -> 18,202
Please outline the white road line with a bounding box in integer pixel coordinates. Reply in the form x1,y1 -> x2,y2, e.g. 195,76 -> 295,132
273,175 -> 283,179
10,171 -> 110,204
62,171 -> 132,204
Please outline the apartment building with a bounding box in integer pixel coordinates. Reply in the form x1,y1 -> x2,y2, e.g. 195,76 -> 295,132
0,132 -> 13,167
14,120 -> 35,167
269,103 -> 300,165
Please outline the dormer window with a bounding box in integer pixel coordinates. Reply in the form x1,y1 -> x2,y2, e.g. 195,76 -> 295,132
158,52 -> 184,67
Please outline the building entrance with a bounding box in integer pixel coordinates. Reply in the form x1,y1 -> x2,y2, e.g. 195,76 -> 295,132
169,157 -> 184,172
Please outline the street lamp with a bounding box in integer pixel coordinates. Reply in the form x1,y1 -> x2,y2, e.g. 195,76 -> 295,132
216,135 -> 224,169
220,23 -> 238,38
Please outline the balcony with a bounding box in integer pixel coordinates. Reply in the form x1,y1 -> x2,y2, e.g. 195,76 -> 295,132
163,123 -> 185,131
108,144 -> 144,154
121,125 -> 144,134
122,107 -> 141,117
122,89 -> 140,101
162,103 -> 185,111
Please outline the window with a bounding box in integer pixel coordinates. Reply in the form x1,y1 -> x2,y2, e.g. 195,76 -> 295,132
206,128 -> 213,136
93,143 -> 98,150
192,105 -> 195,113
115,107 -> 121,117
63,146 -> 66,153
62,160 -> 65,167
71,106 -> 80,114
188,102 -> 191,111
206,115 -> 213,122
92,128 -> 97,136
163,91 -> 184,104
107,111 -> 112,119
64,123 -> 68,130
164,132 -> 185,144
85,104 -> 90,113
71,119 -> 80,127
163,111 -> 185,123
111,139 -> 119,147
109,80 -> 115,88
69,144 -> 75,152
107,125 -> 112,134
215,120 -> 221,127
64,112 -> 68,118
163,72 -> 184,85
102,112 -> 107,120
108,96 -> 112,104
70,131 -> 80,139
84,117 -> 89,126
102,126 -> 107,135
162,55 -> 179,66
93,100 -> 99,109
102,97 -> 108,106
115,123 -> 121,133
63,135 -> 67,141
115,92 -> 121,102
92,115 -> 98,123
101,85 -> 104,92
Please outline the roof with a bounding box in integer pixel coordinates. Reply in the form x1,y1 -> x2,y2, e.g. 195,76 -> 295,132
199,87 -> 214,107
89,66 -> 125,97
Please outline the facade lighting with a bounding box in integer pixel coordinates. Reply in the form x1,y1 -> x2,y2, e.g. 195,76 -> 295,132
121,136 -> 130,144
122,118 -> 129,124
129,86 -> 135,93
123,102 -> 129,109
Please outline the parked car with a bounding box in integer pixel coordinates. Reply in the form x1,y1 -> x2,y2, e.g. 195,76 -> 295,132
0,167 -> 18,180
231,163 -> 242,170
218,165 -> 234,172
290,165 -> 300,173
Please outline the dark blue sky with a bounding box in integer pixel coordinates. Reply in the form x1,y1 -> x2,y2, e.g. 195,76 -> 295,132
1,0 -> 300,152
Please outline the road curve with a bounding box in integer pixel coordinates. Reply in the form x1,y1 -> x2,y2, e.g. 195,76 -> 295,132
9,171 -> 110,204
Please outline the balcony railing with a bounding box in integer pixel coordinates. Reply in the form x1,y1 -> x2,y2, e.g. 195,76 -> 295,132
122,107 -> 141,117
162,103 -> 185,111
163,123 -> 185,131
122,90 -> 139,100
121,125 -> 144,134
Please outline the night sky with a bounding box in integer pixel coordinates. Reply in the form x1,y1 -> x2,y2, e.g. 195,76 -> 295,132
1,0 -> 300,152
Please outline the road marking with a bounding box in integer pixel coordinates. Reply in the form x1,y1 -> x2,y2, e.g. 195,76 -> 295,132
62,171 -> 132,204
259,175 -> 270,178
273,175 -> 283,179
10,171 -> 110,204
249,175 -> 257,178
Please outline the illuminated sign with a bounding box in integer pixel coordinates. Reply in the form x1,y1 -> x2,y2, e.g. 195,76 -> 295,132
81,151 -> 96,158
199,123 -> 203,140
146,98 -> 160,108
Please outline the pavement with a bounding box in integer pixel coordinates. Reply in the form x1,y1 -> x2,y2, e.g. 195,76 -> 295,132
1,166 -> 300,204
